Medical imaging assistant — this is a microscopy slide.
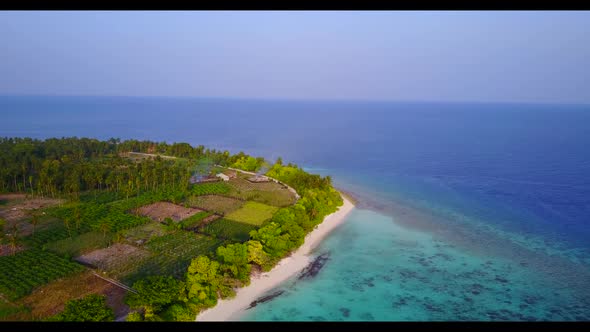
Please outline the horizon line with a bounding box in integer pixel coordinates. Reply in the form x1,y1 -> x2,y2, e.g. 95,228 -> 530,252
1,93 -> 589,107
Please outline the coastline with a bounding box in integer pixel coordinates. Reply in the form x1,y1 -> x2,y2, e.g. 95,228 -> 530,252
195,193 -> 355,321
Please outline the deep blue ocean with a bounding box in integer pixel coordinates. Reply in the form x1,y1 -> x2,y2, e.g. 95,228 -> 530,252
2,95 -> 590,320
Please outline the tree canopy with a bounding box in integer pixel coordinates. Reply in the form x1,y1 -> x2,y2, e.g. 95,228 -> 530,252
52,294 -> 114,322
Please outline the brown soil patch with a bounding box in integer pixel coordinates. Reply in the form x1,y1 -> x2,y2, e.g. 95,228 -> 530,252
0,194 -> 27,201
0,244 -> 24,257
0,195 -> 64,223
76,243 -> 150,271
134,202 -> 202,222
15,270 -> 129,320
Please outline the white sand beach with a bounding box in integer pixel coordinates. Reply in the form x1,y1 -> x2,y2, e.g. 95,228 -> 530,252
196,194 -> 355,321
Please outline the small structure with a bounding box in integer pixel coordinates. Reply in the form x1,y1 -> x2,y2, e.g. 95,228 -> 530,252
247,175 -> 270,183
216,173 -> 230,181
223,170 -> 237,179
190,174 -> 219,184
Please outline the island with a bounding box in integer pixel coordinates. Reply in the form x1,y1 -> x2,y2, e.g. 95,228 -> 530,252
0,137 -> 352,321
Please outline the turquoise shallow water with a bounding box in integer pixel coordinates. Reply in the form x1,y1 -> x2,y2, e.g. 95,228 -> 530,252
239,209 -> 590,321
2,97 -> 589,320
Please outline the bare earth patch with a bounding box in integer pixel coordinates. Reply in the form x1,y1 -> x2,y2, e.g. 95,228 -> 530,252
134,202 -> 202,222
76,243 -> 150,273
0,244 -> 24,257
0,195 -> 65,236
0,195 -> 64,223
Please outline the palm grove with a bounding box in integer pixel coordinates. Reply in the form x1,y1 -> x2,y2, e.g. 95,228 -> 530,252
0,137 -> 342,321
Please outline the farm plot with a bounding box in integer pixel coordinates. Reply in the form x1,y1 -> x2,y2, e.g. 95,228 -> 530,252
0,194 -> 64,224
180,211 -> 215,230
23,222 -> 94,248
13,271 -> 129,321
0,195 -> 65,238
121,222 -> 169,246
44,231 -> 112,257
185,195 -> 245,215
225,201 -> 278,226
201,218 -> 257,243
226,178 -> 296,207
75,243 -> 151,280
123,231 -> 225,283
190,182 -> 231,196
0,249 -> 84,301
134,202 -> 202,222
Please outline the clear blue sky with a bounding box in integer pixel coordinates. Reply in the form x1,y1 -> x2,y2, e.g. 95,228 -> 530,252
1,11 -> 589,103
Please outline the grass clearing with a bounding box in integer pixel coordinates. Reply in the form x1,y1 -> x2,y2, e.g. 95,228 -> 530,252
44,231 -> 113,257
180,211 -> 214,230
226,178 -> 296,207
185,195 -> 245,215
122,222 -> 169,246
225,201 -> 278,226
201,218 -> 257,242
6,270 -> 129,321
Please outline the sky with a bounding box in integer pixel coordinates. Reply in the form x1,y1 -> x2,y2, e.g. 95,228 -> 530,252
0,11 -> 589,103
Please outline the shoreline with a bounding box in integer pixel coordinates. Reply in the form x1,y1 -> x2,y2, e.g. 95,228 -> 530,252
195,193 -> 355,321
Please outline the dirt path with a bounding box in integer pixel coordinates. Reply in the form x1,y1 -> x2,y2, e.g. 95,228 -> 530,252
122,152 -> 178,160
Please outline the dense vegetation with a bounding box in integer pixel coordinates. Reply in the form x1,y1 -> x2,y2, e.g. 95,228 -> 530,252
201,218 -> 257,242
0,137 -> 252,196
0,249 -> 84,300
0,137 -> 343,322
50,294 -> 114,322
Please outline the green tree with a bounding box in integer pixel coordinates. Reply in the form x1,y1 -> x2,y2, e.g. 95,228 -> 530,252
186,255 -> 231,307
29,209 -> 41,236
53,294 -> 114,322
97,218 -> 111,239
126,276 -> 186,312
216,243 -> 251,284
160,303 -> 195,322
126,311 -> 143,322
0,217 -> 6,241
247,240 -> 271,270
8,224 -> 20,255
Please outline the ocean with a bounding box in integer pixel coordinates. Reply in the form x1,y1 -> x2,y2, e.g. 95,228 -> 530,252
2,95 -> 590,320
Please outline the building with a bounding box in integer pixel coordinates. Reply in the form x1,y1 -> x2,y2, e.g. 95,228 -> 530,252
224,170 -> 237,178
216,173 -> 230,181
247,175 -> 270,183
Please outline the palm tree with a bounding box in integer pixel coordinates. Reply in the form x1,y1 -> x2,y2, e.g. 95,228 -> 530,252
0,217 -> 6,241
9,224 -> 20,255
29,209 -> 40,236
98,219 -> 111,239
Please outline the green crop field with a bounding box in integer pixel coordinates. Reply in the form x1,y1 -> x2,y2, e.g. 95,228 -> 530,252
0,249 -> 84,301
225,201 -> 278,226
23,223 -> 94,248
122,231 -> 226,283
122,222 -> 170,245
190,182 -> 231,196
226,178 -> 296,207
44,231 -> 112,257
180,211 -> 214,230
185,195 -> 245,215
201,218 -> 257,242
